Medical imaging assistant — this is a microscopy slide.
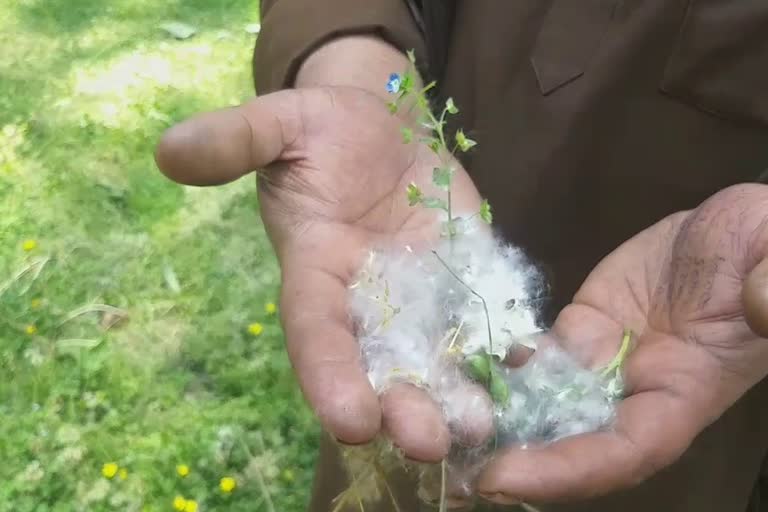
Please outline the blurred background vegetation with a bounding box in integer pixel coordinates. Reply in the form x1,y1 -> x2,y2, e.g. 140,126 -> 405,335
0,1 -> 319,510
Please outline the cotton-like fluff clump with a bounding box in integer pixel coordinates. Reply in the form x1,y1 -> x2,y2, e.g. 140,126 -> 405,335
345,216 -> 621,505
349,247 -> 448,393
442,219 -> 544,357
498,343 -> 616,446
349,217 -> 544,384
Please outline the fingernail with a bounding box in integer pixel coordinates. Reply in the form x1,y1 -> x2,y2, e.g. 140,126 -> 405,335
479,492 -> 520,505
332,437 -> 369,447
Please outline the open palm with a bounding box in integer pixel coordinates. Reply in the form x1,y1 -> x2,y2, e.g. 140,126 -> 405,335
477,184 -> 768,505
155,85 -> 483,461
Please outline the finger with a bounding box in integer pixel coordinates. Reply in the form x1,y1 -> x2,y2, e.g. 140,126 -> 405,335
380,378 -> 495,463
380,383 -> 451,462
502,330 -> 561,370
441,380 -> 495,448
281,256 -> 381,445
154,90 -> 300,186
476,338 -> 709,503
504,343 -> 536,368
743,257 -> 768,338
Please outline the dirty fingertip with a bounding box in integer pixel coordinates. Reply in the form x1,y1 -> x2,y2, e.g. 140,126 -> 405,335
381,383 -> 451,462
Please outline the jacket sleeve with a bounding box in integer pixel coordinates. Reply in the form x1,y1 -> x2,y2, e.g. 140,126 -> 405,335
252,0 -> 427,94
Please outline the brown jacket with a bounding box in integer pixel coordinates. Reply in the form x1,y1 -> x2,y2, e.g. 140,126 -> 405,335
254,1 -> 768,511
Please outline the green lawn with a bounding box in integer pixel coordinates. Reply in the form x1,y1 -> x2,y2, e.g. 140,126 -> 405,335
0,1 -> 318,511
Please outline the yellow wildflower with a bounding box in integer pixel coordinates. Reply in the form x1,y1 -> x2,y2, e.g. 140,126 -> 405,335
176,464 -> 190,477
265,302 -> 277,315
172,496 -> 187,511
184,500 -> 198,512
219,476 -> 236,493
22,239 -> 37,251
247,322 -> 263,336
25,324 -> 37,335
118,468 -> 128,480
30,298 -> 42,309
282,468 -> 295,483
102,462 -> 119,479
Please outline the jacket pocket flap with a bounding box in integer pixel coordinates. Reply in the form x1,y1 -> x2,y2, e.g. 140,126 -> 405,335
660,0 -> 768,126
531,0 -> 616,95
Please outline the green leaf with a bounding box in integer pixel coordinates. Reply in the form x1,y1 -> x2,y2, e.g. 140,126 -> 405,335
400,73 -> 414,93
159,21 -> 197,40
407,49 -> 417,64
455,129 -> 477,152
479,199 -> 493,224
422,197 -> 448,210
406,182 -> 423,206
445,97 -> 459,115
432,167 -> 453,189
387,102 -> 399,114
401,127 -> 413,144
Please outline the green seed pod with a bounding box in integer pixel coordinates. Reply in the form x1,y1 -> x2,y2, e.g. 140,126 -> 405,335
489,368 -> 510,405
464,353 -> 491,384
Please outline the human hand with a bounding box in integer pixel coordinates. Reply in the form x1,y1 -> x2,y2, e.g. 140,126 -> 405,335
154,84 -> 487,462
476,184 -> 768,506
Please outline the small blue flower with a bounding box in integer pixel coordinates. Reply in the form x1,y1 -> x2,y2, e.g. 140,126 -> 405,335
386,73 -> 401,94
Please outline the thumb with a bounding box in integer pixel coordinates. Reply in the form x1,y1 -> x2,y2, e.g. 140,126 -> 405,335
154,90 -> 301,186
743,257 -> 768,338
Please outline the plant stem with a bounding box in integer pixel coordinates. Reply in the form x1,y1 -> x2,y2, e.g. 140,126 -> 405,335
423,105 -> 454,238
438,459 -> 447,512
432,248 -> 503,459
422,81 -> 437,95
431,250 -> 493,361
601,328 -> 633,378
396,65 -> 457,243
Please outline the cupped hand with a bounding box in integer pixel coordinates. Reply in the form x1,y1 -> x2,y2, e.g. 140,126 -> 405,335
154,86 -> 484,462
476,184 -> 768,506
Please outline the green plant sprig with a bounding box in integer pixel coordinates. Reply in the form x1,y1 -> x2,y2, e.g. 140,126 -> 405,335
385,51 -> 503,408
387,50 -> 492,240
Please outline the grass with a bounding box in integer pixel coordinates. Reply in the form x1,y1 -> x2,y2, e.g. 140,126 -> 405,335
0,1 -> 319,510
